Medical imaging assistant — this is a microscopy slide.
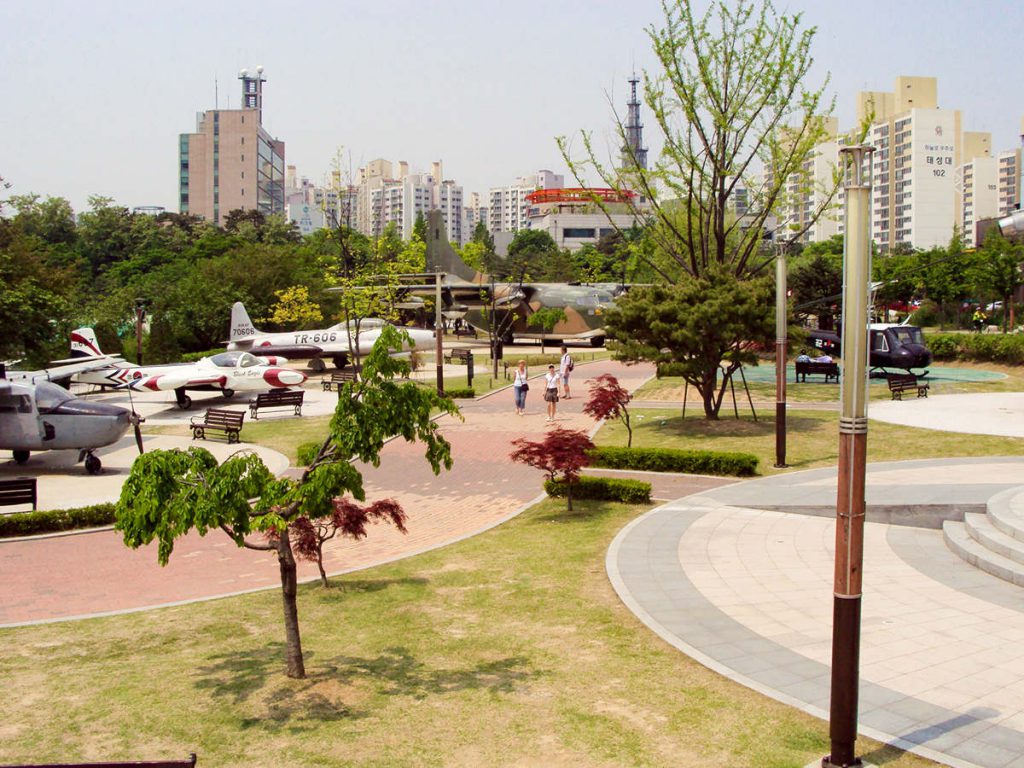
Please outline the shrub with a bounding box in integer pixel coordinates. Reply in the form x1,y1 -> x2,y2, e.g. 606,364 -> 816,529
925,332 -> 1024,364
445,387 -> 476,399
544,475 -> 651,504
0,503 -> 116,538
297,441 -> 322,466
588,445 -> 758,476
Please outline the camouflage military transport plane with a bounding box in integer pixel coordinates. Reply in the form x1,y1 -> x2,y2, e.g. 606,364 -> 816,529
419,211 -> 615,346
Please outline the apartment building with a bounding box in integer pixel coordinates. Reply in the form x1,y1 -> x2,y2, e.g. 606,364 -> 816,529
178,68 -> 285,225
488,170 -> 564,234
773,117 -> 841,243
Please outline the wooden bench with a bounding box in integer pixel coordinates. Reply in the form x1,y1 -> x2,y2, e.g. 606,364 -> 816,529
321,370 -> 359,392
444,347 -> 474,365
887,373 -> 929,400
0,478 -> 37,512
795,360 -> 840,383
1,755 -> 197,767
190,408 -> 245,443
248,389 -> 304,420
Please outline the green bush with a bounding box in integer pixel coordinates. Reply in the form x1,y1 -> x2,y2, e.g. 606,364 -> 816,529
588,445 -> 758,476
0,503 -> 116,538
297,441 -> 322,466
445,387 -> 476,399
925,332 -> 1024,364
544,475 -> 651,504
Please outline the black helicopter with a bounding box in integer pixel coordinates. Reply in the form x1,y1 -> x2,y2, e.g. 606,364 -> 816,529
807,323 -> 933,376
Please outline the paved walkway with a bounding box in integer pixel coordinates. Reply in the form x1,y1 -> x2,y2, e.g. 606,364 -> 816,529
0,360 -> 658,626
609,457 -> 1024,768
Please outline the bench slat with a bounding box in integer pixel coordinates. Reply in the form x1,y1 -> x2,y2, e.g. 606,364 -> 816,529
0,479 -> 38,510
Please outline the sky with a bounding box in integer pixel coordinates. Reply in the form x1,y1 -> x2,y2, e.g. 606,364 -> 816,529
2,0 -> 1021,214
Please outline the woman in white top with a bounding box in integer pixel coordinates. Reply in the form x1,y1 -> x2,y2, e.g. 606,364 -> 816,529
512,360 -> 529,415
543,364 -> 560,422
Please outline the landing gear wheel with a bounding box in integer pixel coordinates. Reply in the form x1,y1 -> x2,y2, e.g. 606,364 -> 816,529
332,355 -> 348,370
84,453 -> 102,475
309,357 -> 327,374
175,394 -> 193,410
222,389 -> 235,399
13,450 -> 29,465
590,336 -> 606,348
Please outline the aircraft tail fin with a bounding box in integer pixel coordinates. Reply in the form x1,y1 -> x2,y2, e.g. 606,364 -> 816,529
70,327 -> 104,358
229,302 -> 259,342
425,210 -> 486,283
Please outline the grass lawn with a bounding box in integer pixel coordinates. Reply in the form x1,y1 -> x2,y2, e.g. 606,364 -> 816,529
634,361 -> 1024,405
598,408 -> 1024,475
0,498 -> 935,768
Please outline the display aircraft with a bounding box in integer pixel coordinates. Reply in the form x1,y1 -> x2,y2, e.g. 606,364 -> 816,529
69,328 -> 307,409
807,323 -> 933,375
1,362 -> 139,474
226,303 -> 436,372
415,210 -> 617,346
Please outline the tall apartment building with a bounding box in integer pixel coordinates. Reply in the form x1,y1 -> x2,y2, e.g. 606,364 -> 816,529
178,68 -> 285,225
773,117 -> 841,243
488,170 -> 564,234
958,148 -> 1022,248
352,159 -> 464,242
463,192 -> 489,239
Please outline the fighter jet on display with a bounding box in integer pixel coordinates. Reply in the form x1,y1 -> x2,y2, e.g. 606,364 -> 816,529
69,328 -> 307,409
1,362 -> 139,474
226,302 -> 436,372
418,211 -> 617,347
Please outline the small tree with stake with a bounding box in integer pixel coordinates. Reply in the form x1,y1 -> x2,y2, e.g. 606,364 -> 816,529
288,498 -> 407,588
583,374 -> 634,447
510,427 -> 593,511
115,326 -> 458,679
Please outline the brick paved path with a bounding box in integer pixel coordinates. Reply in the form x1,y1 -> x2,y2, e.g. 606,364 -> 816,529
1,359 -> 679,626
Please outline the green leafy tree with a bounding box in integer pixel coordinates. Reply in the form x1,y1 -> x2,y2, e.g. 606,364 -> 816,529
605,268 -> 774,419
264,285 -> 324,330
789,251 -> 842,330
505,229 -> 558,283
972,228 -> 1024,331
116,327 -> 459,679
527,306 -> 567,353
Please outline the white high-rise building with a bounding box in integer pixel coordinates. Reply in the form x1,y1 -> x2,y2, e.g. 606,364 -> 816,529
351,158 -> 464,242
488,170 -> 564,234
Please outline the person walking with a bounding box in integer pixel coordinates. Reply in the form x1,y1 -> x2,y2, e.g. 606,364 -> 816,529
512,360 -> 529,415
559,345 -> 574,399
543,364 -> 560,422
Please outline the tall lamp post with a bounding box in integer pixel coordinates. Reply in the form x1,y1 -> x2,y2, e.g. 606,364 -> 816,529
824,144 -> 874,768
133,298 -> 147,366
774,238 -> 790,468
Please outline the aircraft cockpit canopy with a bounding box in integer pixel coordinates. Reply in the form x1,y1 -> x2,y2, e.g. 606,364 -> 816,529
209,352 -> 263,368
34,381 -> 75,413
576,292 -> 614,308
889,326 -> 925,346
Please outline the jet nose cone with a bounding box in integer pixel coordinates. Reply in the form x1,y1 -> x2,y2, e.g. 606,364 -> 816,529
264,368 -> 307,388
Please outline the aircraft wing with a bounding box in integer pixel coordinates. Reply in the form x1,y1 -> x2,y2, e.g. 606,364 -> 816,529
5,355 -> 121,384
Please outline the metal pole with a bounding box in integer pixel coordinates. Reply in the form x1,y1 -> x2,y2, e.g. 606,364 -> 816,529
824,144 -> 875,768
134,300 -> 145,366
774,242 -> 788,467
435,272 -> 444,396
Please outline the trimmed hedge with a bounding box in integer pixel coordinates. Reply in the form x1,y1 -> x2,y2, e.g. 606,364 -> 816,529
925,332 -> 1024,365
544,475 -> 652,504
588,445 -> 758,477
0,503 -> 116,538
445,387 -> 476,399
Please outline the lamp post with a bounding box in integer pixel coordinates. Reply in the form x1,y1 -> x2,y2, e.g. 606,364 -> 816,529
774,237 -> 790,468
134,298 -> 147,366
824,144 -> 874,768
434,271 -> 444,396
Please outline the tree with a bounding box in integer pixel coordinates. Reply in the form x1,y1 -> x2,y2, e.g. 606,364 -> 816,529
264,285 -> 324,330
973,228 -> 1023,332
789,251 -> 842,330
558,0 -> 836,417
605,268 -> 774,419
583,374 -> 634,447
289,498 -> 407,587
505,229 -> 558,283
115,327 -> 459,679
510,427 -> 594,511
526,306 -> 567,353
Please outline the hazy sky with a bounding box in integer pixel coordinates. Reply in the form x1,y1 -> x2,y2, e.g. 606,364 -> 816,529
2,0 -> 1021,213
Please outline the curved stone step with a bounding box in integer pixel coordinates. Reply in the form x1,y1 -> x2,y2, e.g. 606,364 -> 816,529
988,486 -> 1024,542
964,512 -> 1024,565
943,521 -> 1024,587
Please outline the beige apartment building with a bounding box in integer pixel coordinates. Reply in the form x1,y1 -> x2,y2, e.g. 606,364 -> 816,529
178,69 -> 285,226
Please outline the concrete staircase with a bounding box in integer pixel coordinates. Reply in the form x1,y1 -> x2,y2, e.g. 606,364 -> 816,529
943,486 -> 1024,586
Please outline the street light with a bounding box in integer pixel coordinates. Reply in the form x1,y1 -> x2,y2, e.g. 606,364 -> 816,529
133,298 -> 148,366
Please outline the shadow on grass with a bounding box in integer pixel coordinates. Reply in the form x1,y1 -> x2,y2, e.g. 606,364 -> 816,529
195,643 -> 542,731
314,576 -> 429,599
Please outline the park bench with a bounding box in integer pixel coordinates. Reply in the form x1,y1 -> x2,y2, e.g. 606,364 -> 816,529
795,360 -> 840,383
321,370 -> 359,392
190,408 -> 245,443
887,373 -> 929,400
248,389 -> 304,420
453,325 -> 477,339
0,754 -> 197,767
444,347 -> 474,365
0,478 -> 37,512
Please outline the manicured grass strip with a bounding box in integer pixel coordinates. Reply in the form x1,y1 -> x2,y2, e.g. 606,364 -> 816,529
0,498 -> 934,767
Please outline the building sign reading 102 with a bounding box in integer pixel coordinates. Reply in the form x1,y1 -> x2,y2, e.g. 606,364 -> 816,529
924,143 -> 954,177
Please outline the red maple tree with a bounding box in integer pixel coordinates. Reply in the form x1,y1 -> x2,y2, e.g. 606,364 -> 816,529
288,498 -> 408,587
582,373 -> 634,447
510,427 -> 594,510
